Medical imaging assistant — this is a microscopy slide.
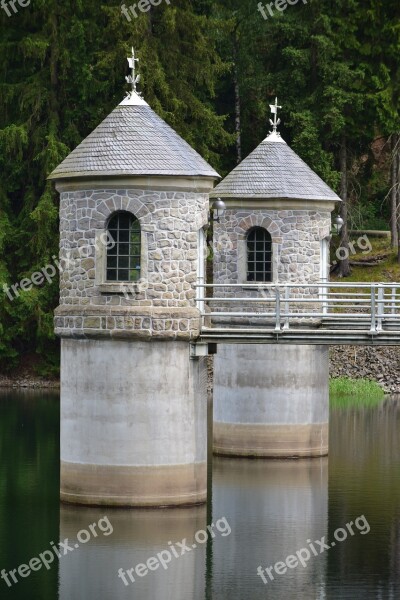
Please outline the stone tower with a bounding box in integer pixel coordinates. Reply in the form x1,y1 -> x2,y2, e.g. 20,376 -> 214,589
49,52 -> 219,506
211,107 -> 340,458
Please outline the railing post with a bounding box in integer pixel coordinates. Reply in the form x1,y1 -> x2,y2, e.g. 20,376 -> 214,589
283,286 -> 290,330
319,281 -> 328,316
392,287 -> 396,316
377,284 -> 384,332
370,285 -> 376,333
275,287 -> 281,332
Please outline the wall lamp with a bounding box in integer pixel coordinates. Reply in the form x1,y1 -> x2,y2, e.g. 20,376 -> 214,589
210,198 -> 226,223
331,215 -> 344,235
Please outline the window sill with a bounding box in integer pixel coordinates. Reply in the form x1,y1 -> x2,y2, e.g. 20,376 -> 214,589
99,283 -> 141,295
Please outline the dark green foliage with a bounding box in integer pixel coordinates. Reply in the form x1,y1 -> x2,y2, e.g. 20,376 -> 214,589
0,0 -> 398,371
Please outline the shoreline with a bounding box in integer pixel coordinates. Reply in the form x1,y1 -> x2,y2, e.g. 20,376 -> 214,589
330,346 -> 400,394
0,374 -> 60,389
1,344 -> 399,392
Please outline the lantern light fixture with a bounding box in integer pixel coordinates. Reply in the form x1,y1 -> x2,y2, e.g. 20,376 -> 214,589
211,198 -> 226,223
332,215 -> 344,235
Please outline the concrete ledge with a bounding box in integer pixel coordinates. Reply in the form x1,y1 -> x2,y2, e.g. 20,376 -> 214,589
55,328 -> 200,341
213,423 -> 328,458
53,176 -> 216,194
55,305 -> 201,318
54,305 -> 202,340
60,461 -> 207,507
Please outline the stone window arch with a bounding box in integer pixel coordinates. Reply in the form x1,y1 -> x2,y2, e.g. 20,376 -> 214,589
247,227 -> 272,282
106,211 -> 141,282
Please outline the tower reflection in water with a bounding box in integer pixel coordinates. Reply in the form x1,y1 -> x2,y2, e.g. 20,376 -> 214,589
211,457 -> 328,599
59,457 -> 328,600
59,504 -> 206,600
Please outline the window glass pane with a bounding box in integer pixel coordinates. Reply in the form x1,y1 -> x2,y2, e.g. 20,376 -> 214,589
131,231 -> 140,245
119,243 -> 129,256
107,270 -> 117,281
107,256 -> 117,269
247,228 -> 272,283
118,214 -> 131,229
118,269 -> 129,281
106,211 -> 141,282
131,221 -> 141,232
119,230 -> 129,243
129,256 -> 141,270
130,269 -> 140,282
118,256 -> 129,270
108,216 -> 118,229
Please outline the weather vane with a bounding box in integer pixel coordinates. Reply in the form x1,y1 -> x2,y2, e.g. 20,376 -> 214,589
125,47 -> 141,97
269,97 -> 282,134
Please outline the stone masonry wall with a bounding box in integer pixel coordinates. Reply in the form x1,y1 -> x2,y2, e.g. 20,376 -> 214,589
213,208 -> 332,291
211,208 -> 332,325
55,188 -> 208,340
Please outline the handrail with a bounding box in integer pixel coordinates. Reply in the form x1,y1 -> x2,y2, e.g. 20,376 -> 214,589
195,282 -> 400,336
195,282 -> 400,287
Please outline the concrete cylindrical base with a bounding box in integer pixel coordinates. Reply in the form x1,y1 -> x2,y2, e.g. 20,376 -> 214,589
213,344 -> 329,458
60,338 -> 207,507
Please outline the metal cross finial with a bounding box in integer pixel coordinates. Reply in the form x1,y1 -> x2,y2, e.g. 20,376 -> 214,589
269,97 -> 282,133
125,47 -> 142,97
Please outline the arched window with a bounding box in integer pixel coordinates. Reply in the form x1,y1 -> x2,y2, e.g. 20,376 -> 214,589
106,211 -> 141,282
247,227 -> 272,282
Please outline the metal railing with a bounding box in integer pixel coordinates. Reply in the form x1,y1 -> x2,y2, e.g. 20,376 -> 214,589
195,283 -> 400,335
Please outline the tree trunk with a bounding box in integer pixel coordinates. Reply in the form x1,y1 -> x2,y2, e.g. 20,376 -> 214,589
338,136 -> 351,277
391,134 -> 399,249
233,33 -> 242,165
49,11 -> 60,133
395,135 -> 400,264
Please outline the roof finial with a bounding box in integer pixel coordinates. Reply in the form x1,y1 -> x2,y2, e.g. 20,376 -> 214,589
269,97 -> 282,134
125,47 -> 141,98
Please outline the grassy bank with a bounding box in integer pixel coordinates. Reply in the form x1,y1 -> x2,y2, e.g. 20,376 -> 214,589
329,234 -> 398,405
331,234 -> 400,283
330,377 -> 385,408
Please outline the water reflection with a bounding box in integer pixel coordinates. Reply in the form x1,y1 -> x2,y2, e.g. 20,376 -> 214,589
327,398 -> 400,599
0,390 -> 60,600
59,504 -> 207,600
211,457 -> 328,599
2,390 -> 400,599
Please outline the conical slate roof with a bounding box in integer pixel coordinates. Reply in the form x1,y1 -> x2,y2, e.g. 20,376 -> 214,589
48,92 -> 220,181
210,132 -> 340,202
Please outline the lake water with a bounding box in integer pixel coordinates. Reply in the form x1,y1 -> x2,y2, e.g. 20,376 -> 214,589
1,390 -> 400,599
